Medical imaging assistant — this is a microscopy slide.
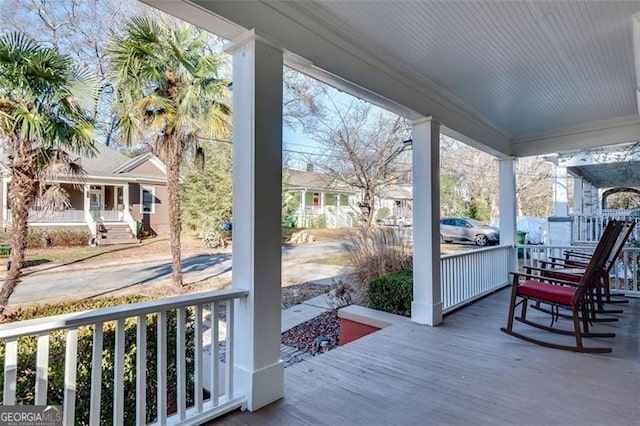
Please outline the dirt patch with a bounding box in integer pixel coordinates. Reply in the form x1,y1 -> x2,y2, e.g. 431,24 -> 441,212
282,282 -> 333,309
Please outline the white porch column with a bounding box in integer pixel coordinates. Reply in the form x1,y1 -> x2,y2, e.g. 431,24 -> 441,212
226,30 -> 284,410
123,185 -> 130,209
411,117 -> 442,326
552,164 -> 569,216
583,182 -> 594,214
83,183 -> 90,213
498,157 -> 517,269
548,162 -> 572,245
573,177 -> 583,214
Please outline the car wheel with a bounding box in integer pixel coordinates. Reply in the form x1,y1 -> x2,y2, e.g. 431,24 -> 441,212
474,235 -> 488,246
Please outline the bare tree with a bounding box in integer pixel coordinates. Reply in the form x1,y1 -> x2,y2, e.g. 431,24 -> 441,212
285,77 -> 411,224
4,0 -> 177,147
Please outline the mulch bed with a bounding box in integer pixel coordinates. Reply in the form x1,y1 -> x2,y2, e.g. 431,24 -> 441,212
281,310 -> 340,353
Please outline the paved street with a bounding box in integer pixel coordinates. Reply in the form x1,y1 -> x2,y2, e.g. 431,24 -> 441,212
6,238 -> 348,307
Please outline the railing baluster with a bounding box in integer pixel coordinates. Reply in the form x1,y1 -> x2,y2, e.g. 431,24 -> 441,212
89,322 -> 103,425
35,334 -> 49,405
3,339 -> 18,405
211,302 -> 220,406
194,304 -> 203,413
63,329 -> 78,426
226,301 -> 234,400
136,315 -> 147,426
176,307 -> 186,421
157,310 -> 167,425
114,318 -> 125,425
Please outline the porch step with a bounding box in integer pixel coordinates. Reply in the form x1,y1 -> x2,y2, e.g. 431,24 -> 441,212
96,224 -> 138,246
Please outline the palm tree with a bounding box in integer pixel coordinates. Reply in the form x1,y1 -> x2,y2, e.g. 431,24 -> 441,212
0,32 -> 97,313
108,18 -> 230,287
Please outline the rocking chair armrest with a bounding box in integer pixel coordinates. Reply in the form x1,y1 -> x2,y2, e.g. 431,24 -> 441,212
509,271 -> 583,287
538,259 -> 587,269
563,250 -> 594,259
548,256 -> 589,267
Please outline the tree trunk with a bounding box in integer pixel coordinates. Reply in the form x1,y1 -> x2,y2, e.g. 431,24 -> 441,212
166,145 -> 183,287
0,152 -> 37,314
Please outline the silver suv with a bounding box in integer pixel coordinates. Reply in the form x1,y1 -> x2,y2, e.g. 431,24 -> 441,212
440,217 -> 500,246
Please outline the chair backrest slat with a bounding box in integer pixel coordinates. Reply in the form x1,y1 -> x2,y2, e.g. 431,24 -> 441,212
605,221 -> 636,272
573,220 -> 624,305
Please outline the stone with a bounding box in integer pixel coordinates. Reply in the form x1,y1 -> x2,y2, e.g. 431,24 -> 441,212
289,230 -> 316,244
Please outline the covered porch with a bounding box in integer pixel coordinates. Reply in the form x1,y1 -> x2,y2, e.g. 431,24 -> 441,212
3,0 -> 640,424
216,288 -> 640,425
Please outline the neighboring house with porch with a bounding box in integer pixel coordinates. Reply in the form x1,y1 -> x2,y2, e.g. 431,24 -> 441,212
284,165 -> 356,228
376,184 -> 413,218
0,143 -> 169,244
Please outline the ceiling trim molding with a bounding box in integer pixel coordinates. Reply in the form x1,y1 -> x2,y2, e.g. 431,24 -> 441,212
512,115 -> 640,157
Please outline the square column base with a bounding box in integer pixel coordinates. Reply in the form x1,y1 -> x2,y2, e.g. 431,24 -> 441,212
235,360 -> 284,411
411,301 -> 443,326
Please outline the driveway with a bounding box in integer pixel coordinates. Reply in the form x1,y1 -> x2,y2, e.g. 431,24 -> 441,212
7,237 -> 349,307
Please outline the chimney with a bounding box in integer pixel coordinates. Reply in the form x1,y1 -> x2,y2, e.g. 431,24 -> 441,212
306,163 -> 314,173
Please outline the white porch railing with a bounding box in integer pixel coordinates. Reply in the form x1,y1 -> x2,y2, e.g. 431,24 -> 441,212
26,209 -> 86,223
0,289 -> 248,425
92,210 -> 125,222
570,213 -> 640,244
441,245 -> 512,313
517,244 -> 640,298
123,208 -> 138,236
336,207 -> 353,228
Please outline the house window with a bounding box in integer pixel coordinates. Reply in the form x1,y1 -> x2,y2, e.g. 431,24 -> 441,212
140,187 -> 155,214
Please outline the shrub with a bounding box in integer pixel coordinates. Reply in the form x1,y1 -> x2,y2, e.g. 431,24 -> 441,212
0,296 -> 198,424
368,270 -> 413,317
307,215 -> 327,229
376,207 -> 390,220
0,228 -> 91,248
342,226 -> 412,304
199,228 -> 228,248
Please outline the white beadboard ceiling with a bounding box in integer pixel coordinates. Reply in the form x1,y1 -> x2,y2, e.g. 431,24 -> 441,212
305,0 -> 638,136
149,0 -> 640,157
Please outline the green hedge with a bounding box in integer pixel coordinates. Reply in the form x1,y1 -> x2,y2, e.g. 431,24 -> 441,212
0,228 -> 90,248
0,296 -> 197,425
368,270 -> 413,317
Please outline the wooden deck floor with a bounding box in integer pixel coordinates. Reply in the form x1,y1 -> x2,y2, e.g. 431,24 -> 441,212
215,288 -> 640,425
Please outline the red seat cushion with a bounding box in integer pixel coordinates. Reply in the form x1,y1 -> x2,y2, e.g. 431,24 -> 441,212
518,280 -> 577,307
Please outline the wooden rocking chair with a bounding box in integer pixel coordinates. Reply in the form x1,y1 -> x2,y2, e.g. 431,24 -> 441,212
500,220 -> 624,353
533,220 -> 635,320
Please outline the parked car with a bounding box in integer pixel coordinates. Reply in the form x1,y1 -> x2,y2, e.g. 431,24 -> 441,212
440,217 -> 500,246
377,215 -> 412,227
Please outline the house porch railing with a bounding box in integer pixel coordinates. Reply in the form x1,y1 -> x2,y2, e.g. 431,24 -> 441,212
90,210 -> 125,222
517,244 -> 640,297
441,245 -> 511,313
570,213 -> 640,244
27,209 -> 86,223
0,289 -> 248,425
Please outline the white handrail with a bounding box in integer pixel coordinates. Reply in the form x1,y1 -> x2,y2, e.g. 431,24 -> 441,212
440,245 -> 511,313
0,289 -> 248,425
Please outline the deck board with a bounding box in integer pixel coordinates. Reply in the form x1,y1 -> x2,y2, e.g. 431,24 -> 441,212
215,288 -> 640,425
